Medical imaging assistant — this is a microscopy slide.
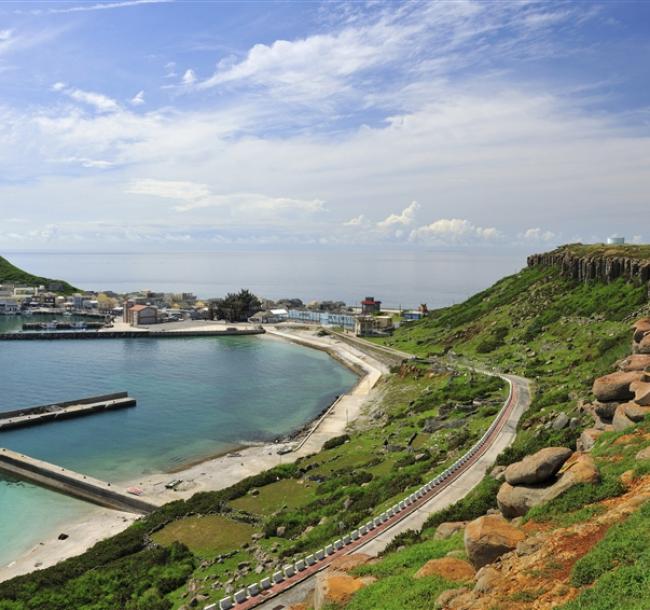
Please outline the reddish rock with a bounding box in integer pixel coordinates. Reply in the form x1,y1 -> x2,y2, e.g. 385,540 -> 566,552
592,371 -> 642,402
464,515 -> 525,568
504,447 -> 572,485
328,554 -> 372,572
313,570 -> 374,610
618,354 -> 650,372
414,557 -> 475,581
637,334 -> 650,355
577,428 -> 603,452
473,565 -> 500,594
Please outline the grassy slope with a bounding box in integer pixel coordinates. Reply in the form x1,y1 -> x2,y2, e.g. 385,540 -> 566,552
559,243 -> 650,259
0,256 -> 78,294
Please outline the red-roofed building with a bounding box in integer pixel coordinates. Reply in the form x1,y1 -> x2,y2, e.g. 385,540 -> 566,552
361,296 -> 381,315
124,303 -> 158,326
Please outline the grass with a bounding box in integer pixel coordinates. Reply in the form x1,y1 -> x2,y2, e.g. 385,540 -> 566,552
230,478 -> 317,514
151,515 -> 256,556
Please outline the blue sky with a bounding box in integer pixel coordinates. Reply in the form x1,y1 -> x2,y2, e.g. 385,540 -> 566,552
0,0 -> 648,251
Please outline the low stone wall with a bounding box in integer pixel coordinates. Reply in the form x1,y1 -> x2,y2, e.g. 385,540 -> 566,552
0,329 -> 264,340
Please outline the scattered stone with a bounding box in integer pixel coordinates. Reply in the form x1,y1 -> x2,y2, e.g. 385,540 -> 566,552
436,587 -> 470,609
592,371 -> 642,402
636,334 -> 650,355
504,447 -> 572,486
516,537 -> 542,556
464,515 -> 525,569
552,413 -> 569,431
577,428 -> 603,452
435,521 -> 468,540
636,446 -> 650,461
633,318 -> 650,343
276,526 -> 286,537
57,533 -> 69,541
620,470 -> 635,487
413,557 -> 475,582
613,404 -> 636,432
473,565 -> 500,594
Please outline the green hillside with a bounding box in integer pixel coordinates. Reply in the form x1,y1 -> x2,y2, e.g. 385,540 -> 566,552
0,256 -> 78,294
0,258 -> 649,610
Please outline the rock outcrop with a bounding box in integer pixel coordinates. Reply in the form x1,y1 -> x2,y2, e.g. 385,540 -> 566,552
631,380 -> 650,406
527,246 -> 650,285
618,354 -> 650,372
464,515 -> 525,568
434,521 -> 468,540
504,447 -> 572,486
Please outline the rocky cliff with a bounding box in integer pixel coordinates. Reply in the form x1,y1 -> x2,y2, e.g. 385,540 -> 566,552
527,244 -> 650,287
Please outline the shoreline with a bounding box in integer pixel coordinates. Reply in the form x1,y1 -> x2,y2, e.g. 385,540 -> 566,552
0,327 -> 388,583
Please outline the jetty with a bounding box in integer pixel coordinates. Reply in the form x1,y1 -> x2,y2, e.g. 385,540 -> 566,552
0,328 -> 264,341
0,447 -> 159,514
0,392 -> 136,431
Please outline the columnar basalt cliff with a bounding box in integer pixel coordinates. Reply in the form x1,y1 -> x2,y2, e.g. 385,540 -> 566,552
527,244 -> 650,287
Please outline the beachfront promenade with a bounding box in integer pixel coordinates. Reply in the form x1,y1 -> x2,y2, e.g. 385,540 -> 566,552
0,448 -> 159,514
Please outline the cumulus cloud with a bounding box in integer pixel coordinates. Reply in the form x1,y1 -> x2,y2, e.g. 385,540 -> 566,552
410,218 -> 501,243
377,201 -> 419,231
343,214 -> 367,227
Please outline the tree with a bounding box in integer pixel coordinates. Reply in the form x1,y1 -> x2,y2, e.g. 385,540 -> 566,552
209,289 -> 261,322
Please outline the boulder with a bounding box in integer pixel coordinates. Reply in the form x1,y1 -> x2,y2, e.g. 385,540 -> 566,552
592,371 -> 642,402
577,428 -> 603,452
504,447 -> 572,486
636,334 -> 650,355
463,515 -> 525,568
631,380 -> 650,406
473,565 -> 500,595
613,403 -> 636,431
633,318 -> 650,343
435,521 -> 468,540
497,454 -> 599,518
618,354 -> 650,372
636,446 -> 650,461
594,401 -> 619,421
552,413 -> 569,431
624,402 -> 650,422
313,570 -> 374,610
414,557 -> 475,581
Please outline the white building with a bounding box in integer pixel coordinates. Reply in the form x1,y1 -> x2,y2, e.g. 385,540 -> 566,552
607,236 -> 625,245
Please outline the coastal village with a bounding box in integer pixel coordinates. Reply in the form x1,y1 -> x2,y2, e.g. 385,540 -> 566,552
0,281 -> 427,337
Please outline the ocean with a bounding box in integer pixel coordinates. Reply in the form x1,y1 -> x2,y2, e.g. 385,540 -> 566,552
3,249 -> 527,309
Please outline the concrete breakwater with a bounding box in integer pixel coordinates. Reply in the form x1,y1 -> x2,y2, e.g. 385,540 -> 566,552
0,328 -> 265,340
0,393 -> 135,431
0,448 -> 159,514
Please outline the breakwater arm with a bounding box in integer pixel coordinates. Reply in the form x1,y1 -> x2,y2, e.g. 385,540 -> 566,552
0,448 -> 159,514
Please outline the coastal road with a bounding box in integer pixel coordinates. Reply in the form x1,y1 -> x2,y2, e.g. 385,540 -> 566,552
226,365 -> 531,610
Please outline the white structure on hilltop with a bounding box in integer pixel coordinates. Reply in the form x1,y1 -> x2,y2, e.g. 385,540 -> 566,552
607,236 -> 625,245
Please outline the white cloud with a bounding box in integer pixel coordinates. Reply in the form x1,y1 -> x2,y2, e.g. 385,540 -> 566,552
181,69 -> 196,86
127,178 -> 211,202
410,218 -> 501,243
52,83 -> 120,113
343,214 -> 367,227
28,0 -> 171,16
521,227 -> 557,242
130,90 -> 145,106
377,201 -> 419,230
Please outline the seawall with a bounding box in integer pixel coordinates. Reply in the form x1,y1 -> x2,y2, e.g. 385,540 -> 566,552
0,328 -> 264,341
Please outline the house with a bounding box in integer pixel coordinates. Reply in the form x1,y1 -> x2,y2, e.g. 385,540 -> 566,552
402,310 -> 424,321
354,314 -> 394,337
124,304 -> 158,326
361,296 -> 381,315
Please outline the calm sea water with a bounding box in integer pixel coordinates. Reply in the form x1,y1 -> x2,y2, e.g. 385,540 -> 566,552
0,321 -> 357,566
4,250 -> 527,309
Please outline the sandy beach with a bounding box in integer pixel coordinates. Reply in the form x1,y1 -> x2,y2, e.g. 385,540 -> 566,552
0,327 -> 387,583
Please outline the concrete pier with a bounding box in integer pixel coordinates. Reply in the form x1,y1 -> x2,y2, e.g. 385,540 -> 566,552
0,393 -> 136,431
0,448 -> 159,514
0,328 -> 264,341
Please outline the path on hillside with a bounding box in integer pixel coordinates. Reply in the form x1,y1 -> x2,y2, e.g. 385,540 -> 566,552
232,337 -> 532,610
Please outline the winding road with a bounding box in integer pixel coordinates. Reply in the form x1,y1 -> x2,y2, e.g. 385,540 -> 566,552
209,337 -> 532,610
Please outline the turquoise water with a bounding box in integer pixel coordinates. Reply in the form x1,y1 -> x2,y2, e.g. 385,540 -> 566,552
0,321 -> 357,566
